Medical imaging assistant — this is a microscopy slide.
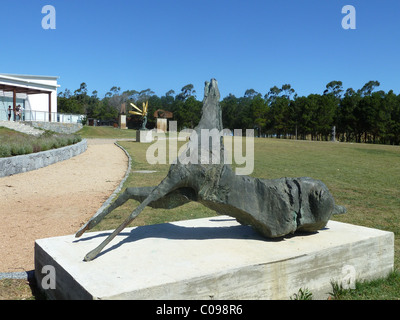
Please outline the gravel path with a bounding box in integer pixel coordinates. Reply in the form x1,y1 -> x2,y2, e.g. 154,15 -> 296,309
0,139 -> 129,273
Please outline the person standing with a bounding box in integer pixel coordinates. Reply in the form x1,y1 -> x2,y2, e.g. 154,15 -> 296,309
16,105 -> 21,121
8,106 -> 12,121
20,105 -> 24,121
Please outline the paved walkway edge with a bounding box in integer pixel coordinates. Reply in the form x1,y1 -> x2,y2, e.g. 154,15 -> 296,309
0,140 -> 132,280
90,141 -> 132,219
0,139 -> 88,178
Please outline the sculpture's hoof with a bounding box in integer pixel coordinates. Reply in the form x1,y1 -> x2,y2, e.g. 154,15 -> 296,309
75,223 -> 90,238
84,248 -> 100,262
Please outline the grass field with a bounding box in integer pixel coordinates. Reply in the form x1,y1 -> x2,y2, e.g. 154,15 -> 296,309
90,131 -> 400,299
2,126 -> 399,299
96,137 -> 400,257
77,126 -> 137,139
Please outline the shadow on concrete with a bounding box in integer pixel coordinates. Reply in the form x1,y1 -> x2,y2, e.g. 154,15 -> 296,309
74,218 -> 320,261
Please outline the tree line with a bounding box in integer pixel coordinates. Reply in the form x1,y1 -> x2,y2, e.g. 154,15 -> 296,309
57,83 -> 203,129
58,80 -> 400,145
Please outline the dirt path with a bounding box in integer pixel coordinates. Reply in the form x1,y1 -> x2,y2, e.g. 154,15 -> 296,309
0,139 -> 129,273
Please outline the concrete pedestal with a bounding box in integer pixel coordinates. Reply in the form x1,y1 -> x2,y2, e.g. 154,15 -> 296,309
118,114 -> 127,129
136,130 -> 153,143
157,118 -> 168,133
35,216 -> 394,300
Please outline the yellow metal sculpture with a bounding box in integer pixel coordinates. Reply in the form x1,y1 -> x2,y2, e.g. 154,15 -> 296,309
129,101 -> 148,130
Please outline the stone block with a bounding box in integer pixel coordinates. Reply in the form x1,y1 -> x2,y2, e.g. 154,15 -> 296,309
136,130 -> 153,143
34,216 -> 394,300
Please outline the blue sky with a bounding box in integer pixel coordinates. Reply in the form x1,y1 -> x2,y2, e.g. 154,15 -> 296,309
1,0 -> 400,99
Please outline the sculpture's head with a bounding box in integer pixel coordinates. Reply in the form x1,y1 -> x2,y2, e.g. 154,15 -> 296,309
204,79 -> 220,102
195,79 -> 222,132
176,79 -> 225,167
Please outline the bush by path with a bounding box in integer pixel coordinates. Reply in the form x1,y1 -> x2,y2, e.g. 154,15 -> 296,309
0,127 -> 82,158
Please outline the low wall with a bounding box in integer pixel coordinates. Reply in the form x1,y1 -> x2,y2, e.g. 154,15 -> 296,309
0,139 -> 87,178
23,121 -> 83,134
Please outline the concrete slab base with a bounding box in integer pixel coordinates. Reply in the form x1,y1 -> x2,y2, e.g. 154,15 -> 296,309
34,216 -> 394,300
136,130 -> 153,143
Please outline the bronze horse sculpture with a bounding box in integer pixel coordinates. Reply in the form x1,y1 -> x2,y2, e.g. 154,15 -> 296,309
76,79 -> 346,261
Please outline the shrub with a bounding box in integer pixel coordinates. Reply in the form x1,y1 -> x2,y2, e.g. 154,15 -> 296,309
0,144 -> 11,157
0,129 -> 82,158
32,143 -> 42,153
38,138 -> 53,152
21,143 -> 34,155
10,143 -> 25,156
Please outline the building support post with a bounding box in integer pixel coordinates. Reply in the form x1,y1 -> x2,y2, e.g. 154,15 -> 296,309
48,92 -> 52,122
13,88 -> 16,121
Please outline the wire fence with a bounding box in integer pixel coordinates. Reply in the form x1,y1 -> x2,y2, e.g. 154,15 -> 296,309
0,109 -> 84,123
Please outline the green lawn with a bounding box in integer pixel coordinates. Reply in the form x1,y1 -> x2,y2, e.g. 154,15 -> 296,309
97,138 -> 400,252
77,126 -> 137,139
2,127 -> 399,299
93,135 -> 400,300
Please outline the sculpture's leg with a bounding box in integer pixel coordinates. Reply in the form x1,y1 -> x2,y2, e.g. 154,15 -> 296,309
76,186 -> 195,238
84,197 -> 152,261
75,188 -> 139,238
83,173 -> 185,261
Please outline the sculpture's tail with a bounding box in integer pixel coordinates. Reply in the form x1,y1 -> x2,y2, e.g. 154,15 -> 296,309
332,205 -> 347,215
